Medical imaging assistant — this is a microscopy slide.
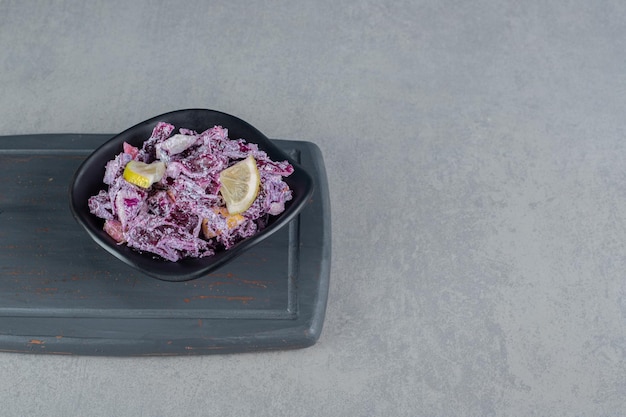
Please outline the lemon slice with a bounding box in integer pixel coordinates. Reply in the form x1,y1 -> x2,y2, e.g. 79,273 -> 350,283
123,160 -> 166,188
219,155 -> 260,214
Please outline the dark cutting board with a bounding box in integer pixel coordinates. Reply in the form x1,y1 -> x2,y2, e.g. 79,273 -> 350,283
0,134 -> 331,356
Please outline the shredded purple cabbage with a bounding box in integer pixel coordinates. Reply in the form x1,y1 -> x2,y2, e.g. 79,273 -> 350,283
88,123 -> 293,261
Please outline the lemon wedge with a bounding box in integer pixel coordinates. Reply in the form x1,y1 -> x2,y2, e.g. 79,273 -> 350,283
123,160 -> 166,188
219,155 -> 260,214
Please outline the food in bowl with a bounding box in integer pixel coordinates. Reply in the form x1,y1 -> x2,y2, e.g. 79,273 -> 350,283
87,122 -> 294,262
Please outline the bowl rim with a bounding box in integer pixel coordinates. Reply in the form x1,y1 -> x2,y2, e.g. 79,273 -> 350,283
69,108 -> 314,282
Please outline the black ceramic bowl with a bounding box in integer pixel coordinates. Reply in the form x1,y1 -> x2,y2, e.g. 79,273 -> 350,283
70,109 -> 314,282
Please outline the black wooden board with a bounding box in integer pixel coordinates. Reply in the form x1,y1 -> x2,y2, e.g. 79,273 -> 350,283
0,135 -> 331,356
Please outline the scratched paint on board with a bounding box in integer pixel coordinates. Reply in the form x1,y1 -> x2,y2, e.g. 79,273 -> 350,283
0,135 -> 330,355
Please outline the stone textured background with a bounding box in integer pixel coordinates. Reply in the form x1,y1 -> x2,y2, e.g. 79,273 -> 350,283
1,0 -> 626,415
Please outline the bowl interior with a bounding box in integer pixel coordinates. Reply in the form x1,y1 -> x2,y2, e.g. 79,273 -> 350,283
70,109 -> 314,282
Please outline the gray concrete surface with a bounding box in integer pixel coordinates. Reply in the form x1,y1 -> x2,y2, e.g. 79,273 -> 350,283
2,0 -> 626,415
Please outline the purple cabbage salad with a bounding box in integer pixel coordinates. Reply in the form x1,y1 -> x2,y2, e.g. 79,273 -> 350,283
88,122 -> 294,261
